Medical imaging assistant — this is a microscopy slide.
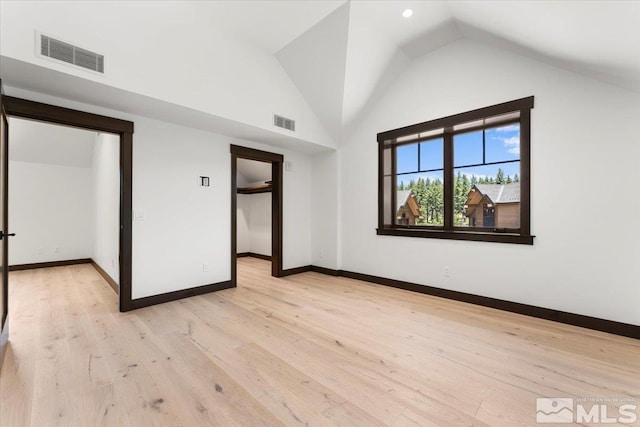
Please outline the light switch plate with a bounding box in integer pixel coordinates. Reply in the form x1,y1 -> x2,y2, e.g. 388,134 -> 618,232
134,209 -> 145,220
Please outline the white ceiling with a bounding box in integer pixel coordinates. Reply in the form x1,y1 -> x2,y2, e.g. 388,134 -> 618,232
273,0 -> 640,134
237,158 -> 272,186
2,1 -> 638,151
446,1 -> 640,90
192,0 -> 345,53
8,117 -> 98,168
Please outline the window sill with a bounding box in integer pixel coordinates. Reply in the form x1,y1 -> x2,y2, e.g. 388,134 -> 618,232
376,228 -> 534,245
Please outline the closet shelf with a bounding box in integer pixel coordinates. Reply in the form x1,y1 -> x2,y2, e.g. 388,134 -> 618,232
237,183 -> 272,194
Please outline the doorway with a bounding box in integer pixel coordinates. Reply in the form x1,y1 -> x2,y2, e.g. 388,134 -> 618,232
230,145 -> 283,286
0,93 -> 134,315
7,118 -> 120,290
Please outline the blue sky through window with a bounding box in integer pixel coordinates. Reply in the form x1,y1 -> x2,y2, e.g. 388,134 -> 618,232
454,131 -> 483,167
396,124 -> 520,185
485,124 -> 520,163
396,143 -> 418,174
420,138 -> 443,170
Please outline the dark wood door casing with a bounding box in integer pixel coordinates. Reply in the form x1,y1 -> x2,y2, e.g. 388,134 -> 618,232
1,92 -> 135,312
230,145 -> 284,286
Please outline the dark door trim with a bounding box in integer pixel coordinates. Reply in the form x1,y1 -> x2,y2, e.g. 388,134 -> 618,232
230,145 -> 283,286
2,95 -> 135,312
0,81 -> 9,370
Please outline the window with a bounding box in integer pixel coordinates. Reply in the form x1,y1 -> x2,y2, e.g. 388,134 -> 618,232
378,97 -> 534,244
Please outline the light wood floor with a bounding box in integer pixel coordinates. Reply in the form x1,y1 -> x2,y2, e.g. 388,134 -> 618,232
1,258 -> 638,426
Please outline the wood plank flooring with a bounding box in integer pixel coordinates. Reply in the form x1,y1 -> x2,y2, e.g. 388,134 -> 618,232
1,257 -> 638,426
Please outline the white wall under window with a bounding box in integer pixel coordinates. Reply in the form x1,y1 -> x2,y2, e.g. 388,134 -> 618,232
338,38 -> 640,326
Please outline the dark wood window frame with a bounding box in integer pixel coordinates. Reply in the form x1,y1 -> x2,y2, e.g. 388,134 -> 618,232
377,96 -> 534,245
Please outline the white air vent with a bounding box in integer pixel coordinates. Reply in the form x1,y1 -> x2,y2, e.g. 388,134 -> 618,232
39,34 -> 104,73
274,114 -> 295,132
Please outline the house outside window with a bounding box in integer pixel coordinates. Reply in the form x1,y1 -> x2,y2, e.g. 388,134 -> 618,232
377,97 -> 534,244
467,184 -> 519,229
396,190 -> 421,226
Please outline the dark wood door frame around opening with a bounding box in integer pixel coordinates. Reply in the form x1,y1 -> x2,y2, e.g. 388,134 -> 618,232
2,95 -> 135,312
230,145 -> 283,286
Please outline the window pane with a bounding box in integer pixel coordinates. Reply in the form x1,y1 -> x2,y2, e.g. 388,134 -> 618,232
396,172 -> 444,226
454,131 -> 483,167
419,138 -> 443,171
454,163 -> 520,229
485,124 -> 520,163
396,143 -> 418,174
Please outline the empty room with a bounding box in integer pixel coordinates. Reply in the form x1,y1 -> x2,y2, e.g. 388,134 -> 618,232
1,1 -> 639,426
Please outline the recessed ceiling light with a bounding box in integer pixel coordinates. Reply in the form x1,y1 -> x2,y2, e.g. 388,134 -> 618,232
402,9 -> 414,18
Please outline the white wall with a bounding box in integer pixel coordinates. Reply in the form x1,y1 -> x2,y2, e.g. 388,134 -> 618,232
310,150 -> 339,269
131,118 -> 231,298
8,161 -> 93,265
338,38 -> 640,326
237,194 -> 251,253
0,1 -> 335,149
279,151 -> 311,270
240,193 -> 272,256
130,119 -> 309,296
4,87 -> 313,299
92,132 -> 120,285
248,193 -> 271,256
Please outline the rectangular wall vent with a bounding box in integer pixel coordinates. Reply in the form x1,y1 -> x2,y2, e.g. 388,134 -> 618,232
274,114 -> 295,132
40,34 -> 104,73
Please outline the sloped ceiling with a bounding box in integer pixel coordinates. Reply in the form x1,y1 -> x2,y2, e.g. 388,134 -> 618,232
9,117 -> 97,168
2,1 -> 638,150
191,0 -> 345,54
275,0 -> 640,138
237,158 -> 272,187
276,3 -> 351,139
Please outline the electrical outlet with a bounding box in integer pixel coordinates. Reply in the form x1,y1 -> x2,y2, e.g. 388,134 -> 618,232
444,266 -> 450,278
111,259 -> 115,268
55,247 -> 61,254
38,247 -> 45,256
202,264 -> 209,272
319,250 -> 324,259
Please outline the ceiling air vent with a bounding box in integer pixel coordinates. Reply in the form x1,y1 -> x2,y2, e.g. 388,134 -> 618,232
274,114 -> 295,132
40,34 -> 104,73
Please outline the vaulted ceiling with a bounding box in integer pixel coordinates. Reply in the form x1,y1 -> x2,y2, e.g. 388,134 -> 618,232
1,1 -> 638,150
272,0 -> 640,137
9,117 -> 98,168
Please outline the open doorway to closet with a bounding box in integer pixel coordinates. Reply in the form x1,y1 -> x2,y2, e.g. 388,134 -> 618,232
230,145 -> 283,286
1,94 -> 133,313
7,118 -> 120,292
